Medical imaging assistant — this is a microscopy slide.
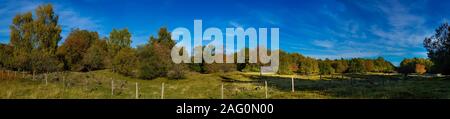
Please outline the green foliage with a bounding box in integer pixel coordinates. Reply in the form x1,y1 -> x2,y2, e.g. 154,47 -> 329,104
373,57 -> 395,73
332,59 -> 348,73
348,58 -> 365,73
363,60 -> 374,72
168,64 -> 188,79
57,29 -> 99,71
34,4 -> 62,53
82,39 -> 109,71
189,63 -> 205,73
8,4 -> 62,72
30,49 -> 62,73
151,27 -> 175,47
236,48 -> 261,72
136,44 -> 169,79
298,57 -> 319,75
202,46 -> 237,73
204,63 -> 237,73
10,12 -> 34,52
277,50 -> 297,74
398,58 -> 433,75
424,22 -> 450,74
11,48 -> 30,70
108,28 -> 131,56
2,3 -> 409,82
137,28 -> 186,79
0,44 -> 13,68
319,59 -> 335,75
112,47 -> 138,76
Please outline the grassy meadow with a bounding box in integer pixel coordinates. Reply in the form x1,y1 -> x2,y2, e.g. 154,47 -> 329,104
0,69 -> 449,99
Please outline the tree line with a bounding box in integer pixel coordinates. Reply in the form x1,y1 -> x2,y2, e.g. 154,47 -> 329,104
1,4 -> 450,80
276,52 -> 396,75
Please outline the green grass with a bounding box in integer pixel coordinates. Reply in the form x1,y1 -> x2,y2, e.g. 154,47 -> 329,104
0,70 -> 449,99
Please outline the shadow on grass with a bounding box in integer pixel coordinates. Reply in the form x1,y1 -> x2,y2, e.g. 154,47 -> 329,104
235,73 -> 450,99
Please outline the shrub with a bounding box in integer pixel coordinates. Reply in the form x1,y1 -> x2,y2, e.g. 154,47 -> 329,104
167,64 -> 187,79
112,47 -> 137,76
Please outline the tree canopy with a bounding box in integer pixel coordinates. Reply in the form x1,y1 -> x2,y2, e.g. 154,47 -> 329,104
424,22 -> 450,74
4,3 -> 450,81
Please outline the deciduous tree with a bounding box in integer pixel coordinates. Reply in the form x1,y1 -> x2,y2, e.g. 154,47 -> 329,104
424,22 -> 450,74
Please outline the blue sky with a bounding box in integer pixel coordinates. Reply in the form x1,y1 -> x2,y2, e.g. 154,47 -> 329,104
1,0 -> 450,65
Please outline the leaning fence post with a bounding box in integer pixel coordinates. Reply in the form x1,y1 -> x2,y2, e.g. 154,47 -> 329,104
221,83 -> 224,99
161,83 -> 165,99
291,76 -> 295,92
135,82 -> 139,99
265,81 -> 268,99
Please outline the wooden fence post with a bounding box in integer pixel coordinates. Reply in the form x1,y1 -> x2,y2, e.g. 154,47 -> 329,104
221,83 -> 224,99
265,81 -> 268,99
45,73 -> 48,86
291,76 -> 295,92
161,83 -> 165,99
135,82 -> 139,99
111,79 -> 114,96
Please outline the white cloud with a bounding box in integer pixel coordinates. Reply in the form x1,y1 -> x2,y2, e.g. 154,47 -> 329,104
228,21 -> 242,28
57,8 -> 102,32
0,0 -> 43,36
382,52 -> 405,57
312,39 -> 335,49
0,0 -> 42,15
413,51 -> 428,58
306,51 -> 379,60
368,0 -> 430,48
0,0 -> 103,41
299,0 -> 432,62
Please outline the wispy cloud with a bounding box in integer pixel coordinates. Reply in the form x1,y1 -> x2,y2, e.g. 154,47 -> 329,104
312,39 -> 335,49
0,0 -> 103,42
289,0 -> 434,65
58,8 -> 102,32
413,51 -> 428,58
53,3 -> 104,40
0,0 -> 43,42
228,21 -> 242,28
305,51 -> 379,60
367,0 -> 430,48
